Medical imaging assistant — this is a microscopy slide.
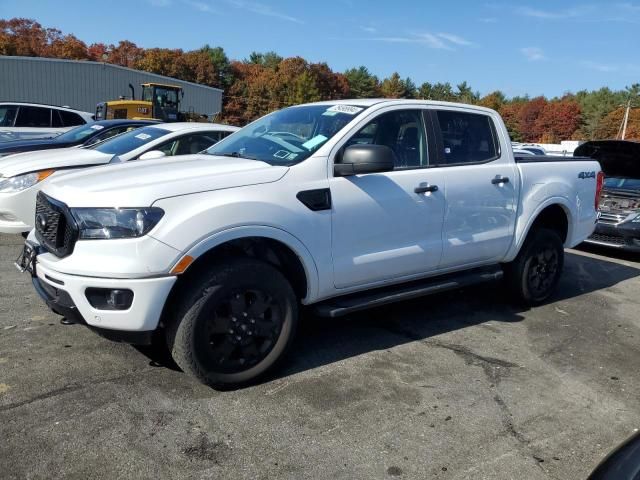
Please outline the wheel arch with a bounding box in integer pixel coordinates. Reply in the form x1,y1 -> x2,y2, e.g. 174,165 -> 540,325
510,199 -> 573,260
166,226 -> 318,304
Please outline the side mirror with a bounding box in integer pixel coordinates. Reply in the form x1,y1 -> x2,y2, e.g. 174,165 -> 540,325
138,150 -> 166,160
334,144 -> 395,176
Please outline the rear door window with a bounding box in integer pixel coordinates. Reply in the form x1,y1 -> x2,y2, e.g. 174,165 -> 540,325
435,110 -> 499,165
15,106 -> 52,127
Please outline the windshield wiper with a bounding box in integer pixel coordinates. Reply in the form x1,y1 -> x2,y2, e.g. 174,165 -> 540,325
216,152 -> 260,161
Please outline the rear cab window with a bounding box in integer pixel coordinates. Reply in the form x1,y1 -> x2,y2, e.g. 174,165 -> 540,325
435,110 -> 500,165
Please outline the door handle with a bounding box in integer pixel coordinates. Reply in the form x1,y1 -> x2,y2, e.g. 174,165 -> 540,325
414,184 -> 438,194
491,176 -> 510,185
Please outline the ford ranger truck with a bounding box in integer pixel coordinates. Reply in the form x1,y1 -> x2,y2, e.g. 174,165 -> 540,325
17,100 -> 603,389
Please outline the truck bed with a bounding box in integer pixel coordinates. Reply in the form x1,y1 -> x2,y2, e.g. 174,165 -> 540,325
514,155 -> 592,163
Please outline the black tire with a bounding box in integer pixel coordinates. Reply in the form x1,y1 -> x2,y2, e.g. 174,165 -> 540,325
166,258 -> 298,389
504,228 -> 564,306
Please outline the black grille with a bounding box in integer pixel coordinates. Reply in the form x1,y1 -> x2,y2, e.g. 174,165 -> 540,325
35,192 -> 78,257
588,232 -> 626,246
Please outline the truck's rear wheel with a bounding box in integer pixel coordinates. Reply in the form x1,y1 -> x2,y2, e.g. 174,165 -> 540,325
505,228 -> 564,306
166,258 -> 298,389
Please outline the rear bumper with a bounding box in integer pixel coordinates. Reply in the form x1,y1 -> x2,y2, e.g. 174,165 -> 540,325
584,221 -> 640,252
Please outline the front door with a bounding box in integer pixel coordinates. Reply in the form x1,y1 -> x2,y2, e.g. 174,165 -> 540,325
330,109 -> 446,289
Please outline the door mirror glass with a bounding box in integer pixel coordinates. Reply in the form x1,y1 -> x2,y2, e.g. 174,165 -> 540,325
335,144 -> 395,176
138,150 -> 166,160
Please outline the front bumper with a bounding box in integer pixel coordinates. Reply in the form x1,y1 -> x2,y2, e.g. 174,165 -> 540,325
584,221 -> 640,252
32,257 -> 177,336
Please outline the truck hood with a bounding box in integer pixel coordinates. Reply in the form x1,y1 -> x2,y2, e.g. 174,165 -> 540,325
0,147 -> 113,178
41,154 -> 289,207
574,140 -> 640,180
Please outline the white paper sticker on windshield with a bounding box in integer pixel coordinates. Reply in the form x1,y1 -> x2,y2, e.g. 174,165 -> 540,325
90,125 -> 105,130
135,133 -> 151,140
326,105 -> 363,115
302,134 -> 328,150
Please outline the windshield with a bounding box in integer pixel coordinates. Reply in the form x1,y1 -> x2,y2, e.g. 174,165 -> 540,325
55,123 -> 106,143
206,104 -> 369,165
604,177 -> 640,190
143,86 -> 179,108
92,126 -> 169,156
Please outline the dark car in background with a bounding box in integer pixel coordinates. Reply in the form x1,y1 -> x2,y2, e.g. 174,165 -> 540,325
577,140 -> 640,252
0,119 -> 159,158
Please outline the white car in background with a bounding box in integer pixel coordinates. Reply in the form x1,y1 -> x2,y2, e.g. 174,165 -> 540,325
0,102 -> 94,141
0,122 -> 239,233
512,148 -> 535,156
511,143 -> 547,156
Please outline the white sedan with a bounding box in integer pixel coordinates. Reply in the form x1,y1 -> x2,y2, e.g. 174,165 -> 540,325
0,122 -> 239,233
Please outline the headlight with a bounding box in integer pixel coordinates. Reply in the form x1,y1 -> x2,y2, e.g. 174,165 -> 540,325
0,170 -> 55,193
71,207 -> 164,239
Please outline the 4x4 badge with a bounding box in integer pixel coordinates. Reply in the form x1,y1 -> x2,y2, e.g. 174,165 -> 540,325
578,171 -> 596,179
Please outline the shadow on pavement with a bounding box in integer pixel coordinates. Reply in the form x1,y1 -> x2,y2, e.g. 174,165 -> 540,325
573,242 -> 640,264
131,250 -> 640,385
281,250 -> 639,381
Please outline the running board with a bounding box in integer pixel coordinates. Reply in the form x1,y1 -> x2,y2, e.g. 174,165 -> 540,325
314,266 -> 504,318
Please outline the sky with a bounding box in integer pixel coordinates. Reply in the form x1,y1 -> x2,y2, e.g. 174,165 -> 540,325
1,0 -> 639,98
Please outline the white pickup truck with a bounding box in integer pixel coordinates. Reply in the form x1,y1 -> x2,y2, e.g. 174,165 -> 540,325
18,99 -> 603,388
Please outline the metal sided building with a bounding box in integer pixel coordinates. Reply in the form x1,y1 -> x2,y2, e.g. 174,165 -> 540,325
0,56 -> 223,118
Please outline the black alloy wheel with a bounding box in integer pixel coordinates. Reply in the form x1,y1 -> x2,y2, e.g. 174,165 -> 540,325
504,227 -> 565,306
167,257 -> 298,389
205,289 -> 283,374
526,245 -> 560,298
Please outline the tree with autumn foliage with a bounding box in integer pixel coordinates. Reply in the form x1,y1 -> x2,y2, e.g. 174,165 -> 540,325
594,107 -> 640,140
534,98 -> 582,143
499,101 -> 526,142
516,97 -> 548,142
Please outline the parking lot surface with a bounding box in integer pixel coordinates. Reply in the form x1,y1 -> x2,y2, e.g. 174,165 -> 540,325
1,232 -> 639,479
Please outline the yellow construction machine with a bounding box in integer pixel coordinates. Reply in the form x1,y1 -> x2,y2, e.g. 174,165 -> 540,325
96,83 -> 185,122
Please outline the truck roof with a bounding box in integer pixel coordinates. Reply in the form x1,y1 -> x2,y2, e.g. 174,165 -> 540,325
298,98 -> 498,114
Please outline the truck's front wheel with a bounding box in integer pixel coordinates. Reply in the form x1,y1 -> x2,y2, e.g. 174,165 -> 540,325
505,228 -> 564,306
166,258 -> 298,389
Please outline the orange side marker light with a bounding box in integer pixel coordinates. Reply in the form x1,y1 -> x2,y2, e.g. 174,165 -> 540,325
170,255 -> 194,275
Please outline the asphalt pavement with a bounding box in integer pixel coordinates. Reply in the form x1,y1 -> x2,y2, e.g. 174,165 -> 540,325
1,232 -> 639,480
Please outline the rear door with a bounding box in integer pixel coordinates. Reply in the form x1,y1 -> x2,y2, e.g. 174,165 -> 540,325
7,106 -> 59,140
330,108 -> 446,288
432,108 -> 518,268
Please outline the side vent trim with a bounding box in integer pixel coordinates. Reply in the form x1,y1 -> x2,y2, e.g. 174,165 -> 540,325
296,189 -> 332,211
